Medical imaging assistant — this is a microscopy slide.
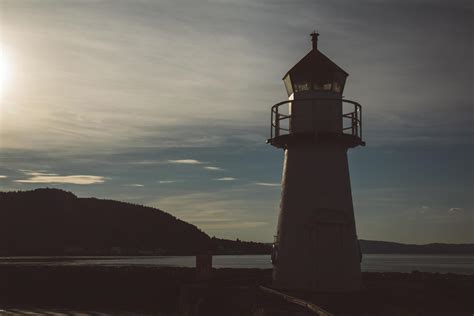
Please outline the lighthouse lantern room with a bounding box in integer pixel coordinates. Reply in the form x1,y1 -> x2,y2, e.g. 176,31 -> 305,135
269,33 -> 365,292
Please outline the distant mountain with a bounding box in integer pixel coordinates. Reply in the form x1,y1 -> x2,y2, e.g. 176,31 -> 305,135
0,188 -> 472,256
359,239 -> 474,255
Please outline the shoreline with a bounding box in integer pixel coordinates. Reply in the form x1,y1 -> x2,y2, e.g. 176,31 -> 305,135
2,252 -> 474,258
1,253 -> 473,276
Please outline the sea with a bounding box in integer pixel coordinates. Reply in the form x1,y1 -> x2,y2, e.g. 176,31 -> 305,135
1,254 -> 473,274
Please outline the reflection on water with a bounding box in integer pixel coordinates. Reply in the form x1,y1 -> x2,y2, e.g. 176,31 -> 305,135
1,254 -> 473,274
360,254 -> 474,274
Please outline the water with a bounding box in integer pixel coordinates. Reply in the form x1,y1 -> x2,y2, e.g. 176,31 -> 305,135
1,254 -> 473,274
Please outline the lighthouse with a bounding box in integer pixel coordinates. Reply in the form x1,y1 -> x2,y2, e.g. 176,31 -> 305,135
269,33 -> 365,292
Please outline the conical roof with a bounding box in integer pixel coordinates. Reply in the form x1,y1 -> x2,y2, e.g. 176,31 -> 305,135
282,33 -> 349,95
283,48 -> 348,81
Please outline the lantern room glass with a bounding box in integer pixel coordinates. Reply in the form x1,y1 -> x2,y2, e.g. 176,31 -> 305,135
286,77 -> 346,95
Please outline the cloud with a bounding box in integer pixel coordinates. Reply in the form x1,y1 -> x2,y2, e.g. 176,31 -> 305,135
126,184 -> 144,187
0,0 -> 471,153
15,173 -> 105,185
167,159 -> 203,164
204,166 -> 223,171
214,177 -> 236,181
0,175 -> 7,179
158,180 -> 176,184
448,207 -> 463,214
255,182 -> 280,187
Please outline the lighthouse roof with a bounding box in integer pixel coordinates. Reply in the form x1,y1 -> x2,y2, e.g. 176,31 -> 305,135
282,48 -> 348,80
282,33 -> 349,96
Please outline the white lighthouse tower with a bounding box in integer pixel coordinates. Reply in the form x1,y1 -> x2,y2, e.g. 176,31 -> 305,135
269,33 -> 365,292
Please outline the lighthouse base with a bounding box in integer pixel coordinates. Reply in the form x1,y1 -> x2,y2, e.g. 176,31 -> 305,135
272,142 -> 362,292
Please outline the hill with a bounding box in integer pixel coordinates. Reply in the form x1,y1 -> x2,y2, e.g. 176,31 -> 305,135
0,188 -> 212,256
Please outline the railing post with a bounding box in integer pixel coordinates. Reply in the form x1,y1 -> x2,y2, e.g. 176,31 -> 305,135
352,112 -> 356,136
275,108 -> 280,138
288,101 -> 292,133
354,105 -> 357,138
271,107 -> 274,140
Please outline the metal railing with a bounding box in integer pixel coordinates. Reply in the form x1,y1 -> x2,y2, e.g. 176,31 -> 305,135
270,98 -> 362,142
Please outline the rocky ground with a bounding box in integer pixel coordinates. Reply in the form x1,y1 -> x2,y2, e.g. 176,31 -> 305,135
0,266 -> 472,315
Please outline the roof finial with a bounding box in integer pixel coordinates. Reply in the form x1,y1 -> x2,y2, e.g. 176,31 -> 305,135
310,31 -> 319,51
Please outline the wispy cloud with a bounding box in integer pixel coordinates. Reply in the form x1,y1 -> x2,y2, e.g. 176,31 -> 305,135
158,180 -> 176,184
0,175 -> 7,179
168,159 -> 203,164
255,182 -> 279,187
214,177 -> 236,181
128,160 -> 162,165
126,184 -> 144,187
25,172 -> 58,176
204,166 -> 223,171
15,172 -> 105,185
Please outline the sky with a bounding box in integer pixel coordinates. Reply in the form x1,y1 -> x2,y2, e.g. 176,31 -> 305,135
0,0 -> 472,244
